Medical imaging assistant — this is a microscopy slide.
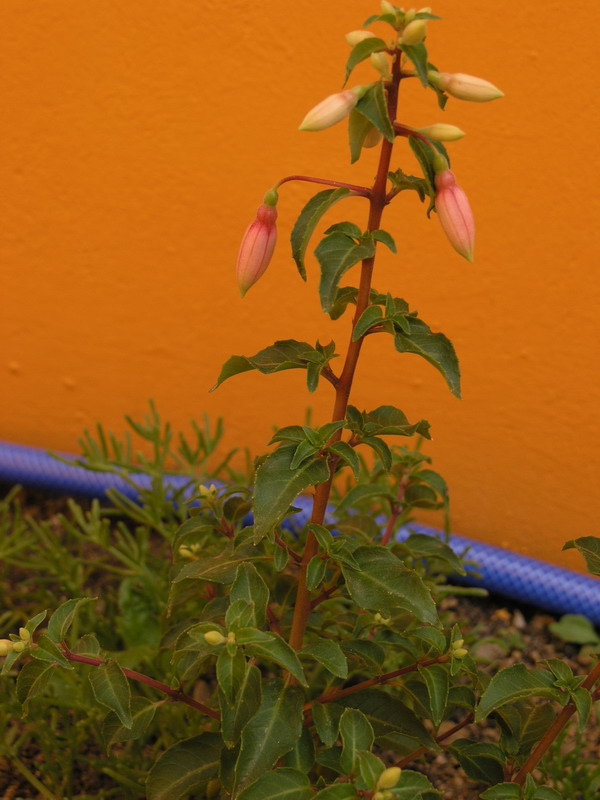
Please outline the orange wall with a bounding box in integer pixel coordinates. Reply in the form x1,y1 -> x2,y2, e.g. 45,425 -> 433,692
1,1 -> 599,571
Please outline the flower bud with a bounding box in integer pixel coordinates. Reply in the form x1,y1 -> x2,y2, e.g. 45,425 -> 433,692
452,638 -> 465,649
19,627 -> 31,642
370,52 -> 391,79
400,18 -> 427,44
417,123 -> 466,142
0,639 -> 14,656
236,200 -> 278,297
345,30 -> 376,47
377,767 -> 402,789
381,1 -> 397,15
429,71 -> 504,102
204,630 -> 226,646
453,647 -> 469,658
12,641 -> 26,653
299,88 -> 363,132
179,545 -> 193,559
434,168 -> 475,262
199,483 -> 218,498
403,9 -> 416,23
227,632 -> 236,644
363,126 -> 383,149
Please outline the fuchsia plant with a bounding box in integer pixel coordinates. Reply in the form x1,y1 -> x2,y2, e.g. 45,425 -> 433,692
4,5 -> 600,800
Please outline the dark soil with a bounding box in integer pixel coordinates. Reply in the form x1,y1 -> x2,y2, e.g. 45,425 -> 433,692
1,487 -> 599,799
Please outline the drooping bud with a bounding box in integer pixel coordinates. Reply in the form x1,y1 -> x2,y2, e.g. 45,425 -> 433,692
363,125 -> 383,148
433,162 -> 475,262
204,630 -> 226,646
400,18 -> 427,44
377,767 -> 402,789
345,30 -> 376,47
370,52 -> 391,79
417,123 -> 466,141
236,194 -> 278,298
429,70 -> 504,102
299,87 -> 365,132
0,639 -> 14,656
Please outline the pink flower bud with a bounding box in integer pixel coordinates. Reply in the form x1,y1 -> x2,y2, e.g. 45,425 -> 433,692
434,169 -> 475,262
299,88 -> 362,132
429,71 -> 504,103
236,201 -> 278,297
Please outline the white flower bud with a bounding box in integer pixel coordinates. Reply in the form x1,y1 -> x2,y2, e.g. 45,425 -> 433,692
300,87 -> 364,132
370,52 -> 391,79
400,19 -> 427,45
19,627 -> 31,642
0,639 -> 14,656
418,123 -> 466,141
345,30 -> 376,47
429,71 -> 504,102
453,647 -> 469,658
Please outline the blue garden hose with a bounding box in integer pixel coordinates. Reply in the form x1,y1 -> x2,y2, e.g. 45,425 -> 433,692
1,439 -> 598,624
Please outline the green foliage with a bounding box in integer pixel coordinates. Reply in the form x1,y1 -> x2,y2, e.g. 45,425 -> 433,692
563,536 -> 600,576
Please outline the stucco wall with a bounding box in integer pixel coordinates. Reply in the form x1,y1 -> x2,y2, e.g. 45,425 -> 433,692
1,1 -> 599,570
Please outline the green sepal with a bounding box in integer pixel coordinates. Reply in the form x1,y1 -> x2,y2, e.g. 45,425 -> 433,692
355,81 -> 395,142
291,188 -> 351,279
344,37 -> 387,84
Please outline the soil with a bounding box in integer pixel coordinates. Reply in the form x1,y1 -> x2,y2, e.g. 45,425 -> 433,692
1,487 -> 599,799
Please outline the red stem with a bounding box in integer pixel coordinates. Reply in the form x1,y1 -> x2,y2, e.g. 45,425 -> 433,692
395,713 -> 475,768
288,51 -> 403,654
61,646 -> 220,720
276,175 -> 371,196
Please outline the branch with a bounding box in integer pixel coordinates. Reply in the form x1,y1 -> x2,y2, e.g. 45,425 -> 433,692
304,654 -> 449,711
274,530 -> 303,563
276,175 -> 371,197
394,713 -> 475,768
60,646 -> 220,721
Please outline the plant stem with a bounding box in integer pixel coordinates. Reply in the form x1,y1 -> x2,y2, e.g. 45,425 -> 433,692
60,646 -> 220,721
304,654 -> 448,711
276,175 -> 371,196
381,468 -> 410,545
288,52 -> 404,654
513,658 -> 600,785
394,712 -> 475,768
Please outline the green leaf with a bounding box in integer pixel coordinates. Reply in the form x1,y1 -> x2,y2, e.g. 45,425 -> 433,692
371,229 -> 396,252
316,232 -> 375,314
47,597 -> 94,643
344,38 -> 387,83
336,690 -> 438,751
335,484 -> 396,517
88,660 -> 133,728
102,696 -> 158,750
233,680 -> 304,795
400,42 -> 429,86
231,563 -> 270,628
300,639 -> 348,679
329,440 -> 360,480
353,305 -> 383,340
239,768 -> 312,800
290,440 -> 320,469
395,770 -> 441,799
218,649 -> 246,707
388,168 -> 430,202
448,740 -> 505,786
308,523 -> 335,551
394,318 -> 461,398
244,631 -> 307,686
220,663 -> 262,749
146,732 -> 222,800
361,437 -> 392,471
306,556 -> 327,591
253,445 -> 330,542
364,405 -> 431,437
212,340 -> 321,391
348,109 -> 377,164
340,708 -> 374,773
342,546 -> 438,624
517,703 -> 555,757
225,598 -> 256,632
291,188 -> 350,279
325,221 -> 363,238
24,610 -> 48,637
532,788 -> 562,800
572,686 -> 592,732
174,543 -> 267,584
30,633 -> 73,669
419,664 -> 449,727
355,82 -> 394,142
313,785 -> 358,800
408,137 -> 435,210
313,702 -> 343,746
476,665 -> 564,722
356,750 -> 384,789
480,783 -> 521,800
403,533 -> 465,575
282,728 -> 316,773
16,660 -> 55,715
548,614 -> 600,645
562,536 -> 600,576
